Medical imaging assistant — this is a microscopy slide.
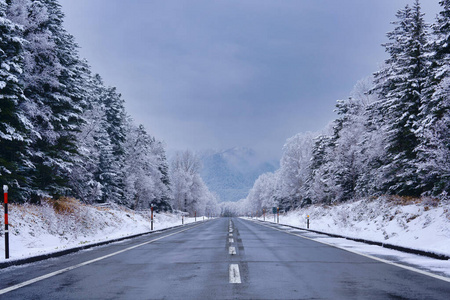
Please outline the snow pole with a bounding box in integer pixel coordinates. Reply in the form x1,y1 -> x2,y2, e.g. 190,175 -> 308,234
150,204 -> 154,231
307,215 -> 310,229
277,207 -> 279,224
3,185 -> 9,259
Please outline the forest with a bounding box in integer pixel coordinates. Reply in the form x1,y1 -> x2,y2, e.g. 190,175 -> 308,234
0,0 -> 219,216
238,0 -> 450,214
1,0 -> 449,217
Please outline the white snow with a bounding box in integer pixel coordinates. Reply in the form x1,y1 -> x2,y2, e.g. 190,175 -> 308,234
247,197 -> 450,277
0,200 -> 205,262
254,197 -> 450,256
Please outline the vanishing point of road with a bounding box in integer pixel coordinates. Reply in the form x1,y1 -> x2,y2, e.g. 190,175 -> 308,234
0,218 -> 449,299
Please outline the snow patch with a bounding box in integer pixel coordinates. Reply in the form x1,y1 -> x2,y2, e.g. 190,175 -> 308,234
0,201 -> 201,262
258,197 -> 450,256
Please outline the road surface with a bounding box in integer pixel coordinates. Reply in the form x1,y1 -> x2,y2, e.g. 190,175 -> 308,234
0,218 -> 448,299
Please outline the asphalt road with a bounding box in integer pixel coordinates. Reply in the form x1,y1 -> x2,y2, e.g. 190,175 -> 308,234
0,218 -> 449,299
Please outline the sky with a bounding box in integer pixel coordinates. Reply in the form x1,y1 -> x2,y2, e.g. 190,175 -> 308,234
59,0 -> 440,161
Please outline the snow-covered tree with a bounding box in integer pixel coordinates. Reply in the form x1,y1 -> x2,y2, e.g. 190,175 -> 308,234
0,0 -> 31,200
277,132 -> 314,208
7,0 -> 86,200
91,85 -> 127,204
170,150 -> 217,216
68,73 -> 107,203
372,0 -> 429,196
305,132 -> 334,203
123,123 -> 171,211
245,172 -> 278,214
416,0 -> 450,195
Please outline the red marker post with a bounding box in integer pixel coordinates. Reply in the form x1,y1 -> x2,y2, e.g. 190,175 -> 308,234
3,185 -> 9,259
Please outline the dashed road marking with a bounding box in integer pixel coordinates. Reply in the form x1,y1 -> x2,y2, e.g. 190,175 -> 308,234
229,246 -> 236,255
229,264 -> 241,283
229,238 -> 234,243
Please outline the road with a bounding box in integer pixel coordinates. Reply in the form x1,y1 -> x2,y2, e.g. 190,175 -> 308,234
0,218 -> 449,299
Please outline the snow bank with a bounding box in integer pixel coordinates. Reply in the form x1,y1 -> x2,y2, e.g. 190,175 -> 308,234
259,197 -> 450,256
0,199 -> 200,262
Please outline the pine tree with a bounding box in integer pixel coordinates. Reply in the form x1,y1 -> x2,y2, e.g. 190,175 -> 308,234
7,0 -> 86,200
69,73 -> 107,203
416,0 -> 450,196
0,0 -> 30,200
150,138 -> 172,211
305,134 -> 334,203
97,85 -> 127,204
372,0 -> 429,196
327,99 -> 364,202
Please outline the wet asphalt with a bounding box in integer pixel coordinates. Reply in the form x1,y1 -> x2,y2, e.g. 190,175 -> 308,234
0,217 -> 449,299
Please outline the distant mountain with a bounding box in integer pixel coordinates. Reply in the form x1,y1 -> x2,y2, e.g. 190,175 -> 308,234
200,147 -> 278,202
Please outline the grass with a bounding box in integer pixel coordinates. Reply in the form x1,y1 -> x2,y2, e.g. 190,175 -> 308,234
42,197 -> 82,215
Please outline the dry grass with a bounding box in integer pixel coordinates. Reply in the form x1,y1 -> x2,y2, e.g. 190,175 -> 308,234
42,197 -> 82,215
384,195 -> 440,207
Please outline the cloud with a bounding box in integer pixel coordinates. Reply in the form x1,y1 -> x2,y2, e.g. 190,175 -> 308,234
60,0 -> 440,160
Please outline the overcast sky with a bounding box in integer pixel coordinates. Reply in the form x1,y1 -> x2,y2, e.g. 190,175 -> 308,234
59,0 -> 440,161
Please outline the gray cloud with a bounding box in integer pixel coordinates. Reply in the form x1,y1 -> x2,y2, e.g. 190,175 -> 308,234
60,0 -> 440,160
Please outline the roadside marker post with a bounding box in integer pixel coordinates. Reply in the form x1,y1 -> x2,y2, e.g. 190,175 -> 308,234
272,207 -> 276,222
182,215 -> 184,225
150,205 -> 154,231
263,209 -> 265,221
277,207 -> 279,224
195,211 -> 197,222
3,185 -> 9,259
307,215 -> 310,229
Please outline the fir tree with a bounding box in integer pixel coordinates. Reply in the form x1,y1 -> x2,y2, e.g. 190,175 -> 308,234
373,0 -> 429,196
0,0 -> 30,200
99,86 -> 127,204
417,0 -> 450,195
7,0 -> 86,200
69,73 -> 107,203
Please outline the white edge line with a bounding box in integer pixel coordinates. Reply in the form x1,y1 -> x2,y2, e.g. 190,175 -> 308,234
251,220 -> 450,283
0,223 -> 205,295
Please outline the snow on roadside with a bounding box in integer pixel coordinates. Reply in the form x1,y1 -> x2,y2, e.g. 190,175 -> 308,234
257,197 -> 450,256
0,200 -> 201,262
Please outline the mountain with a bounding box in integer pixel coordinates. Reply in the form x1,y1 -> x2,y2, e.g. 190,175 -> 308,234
200,147 -> 278,202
